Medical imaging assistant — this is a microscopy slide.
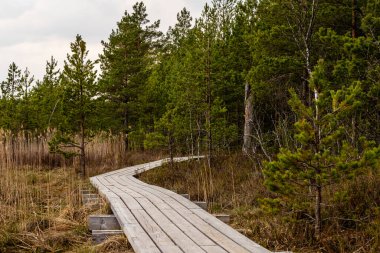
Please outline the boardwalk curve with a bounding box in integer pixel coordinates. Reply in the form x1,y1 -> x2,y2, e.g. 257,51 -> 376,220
90,157 -> 273,253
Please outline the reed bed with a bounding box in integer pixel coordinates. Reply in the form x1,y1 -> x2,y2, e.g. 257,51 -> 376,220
0,130 -> 127,174
0,130 -> 161,252
0,165 -> 91,252
0,130 -> 164,175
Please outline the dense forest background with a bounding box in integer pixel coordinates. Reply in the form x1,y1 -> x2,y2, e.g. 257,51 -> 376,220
1,0 -> 380,251
1,0 -> 379,162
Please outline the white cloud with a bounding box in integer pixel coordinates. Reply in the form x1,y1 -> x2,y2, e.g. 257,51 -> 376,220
0,0 -> 209,81
0,0 -> 35,19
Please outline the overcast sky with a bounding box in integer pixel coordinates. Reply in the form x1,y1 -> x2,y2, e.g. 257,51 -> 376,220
0,0 -> 210,81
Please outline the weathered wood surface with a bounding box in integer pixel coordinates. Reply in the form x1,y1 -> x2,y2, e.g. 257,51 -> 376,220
90,157 -> 273,253
88,214 -> 121,230
92,230 -> 124,244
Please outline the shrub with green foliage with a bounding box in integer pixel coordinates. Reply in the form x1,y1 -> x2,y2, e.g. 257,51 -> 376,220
264,61 -> 380,238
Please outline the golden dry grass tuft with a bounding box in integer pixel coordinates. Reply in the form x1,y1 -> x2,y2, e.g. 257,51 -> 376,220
0,166 -> 108,252
140,154 -> 380,253
93,236 -> 133,253
0,130 -> 164,176
0,164 -> 138,252
0,131 -> 149,252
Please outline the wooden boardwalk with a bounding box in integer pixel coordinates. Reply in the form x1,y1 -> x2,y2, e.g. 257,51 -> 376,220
90,157 -> 273,253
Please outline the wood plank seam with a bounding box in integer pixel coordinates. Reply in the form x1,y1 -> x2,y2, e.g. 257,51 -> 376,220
102,174 -> 208,252
118,174 -> 267,252
109,175 -> 241,252
90,157 -> 273,253
109,176 -> 215,251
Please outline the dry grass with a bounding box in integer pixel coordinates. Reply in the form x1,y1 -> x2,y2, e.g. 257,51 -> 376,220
2,130 -> 378,252
140,153 -> 380,253
0,131 -> 164,252
0,130 -> 164,177
1,166 -> 89,252
0,164 -> 137,252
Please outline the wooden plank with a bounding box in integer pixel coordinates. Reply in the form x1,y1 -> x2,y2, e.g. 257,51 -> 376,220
109,197 -> 161,253
92,230 -> 124,244
118,193 -> 144,210
90,156 -> 272,253
121,177 -> 196,215
213,214 -> 230,224
114,179 -> 241,251
135,197 -> 206,253
132,209 -> 183,253
120,174 -> 241,253
180,211 -> 251,253
117,173 -> 256,252
119,167 -> 270,253
192,208 -> 272,253
202,246 -> 229,253
162,209 -> 215,247
88,215 -> 121,230
115,177 -> 179,211
117,177 -> 216,247
180,194 -> 190,199
126,176 -> 202,210
91,179 -> 161,253
82,193 -> 99,199
194,201 -> 208,210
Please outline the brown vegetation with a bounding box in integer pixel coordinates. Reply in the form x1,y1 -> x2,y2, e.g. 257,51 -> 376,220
0,132 -> 163,252
1,131 -> 379,252
140,154 -> 380,253
0,165 -> 94,252
0,130 -> 163,176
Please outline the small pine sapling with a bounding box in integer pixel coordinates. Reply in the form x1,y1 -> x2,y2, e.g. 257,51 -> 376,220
263,61 -> 380,238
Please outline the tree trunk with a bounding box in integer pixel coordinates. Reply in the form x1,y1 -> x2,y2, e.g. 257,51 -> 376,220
80,115 -> 86,178
206,37 -> 212,168
79,80 -> 86,178
197,119 -> 201,158
315,184 -> 322,238
168,131 -> 174,169
243,82 -> 254,154
352,0 -> 359,38
314,85 -> 322,238
189,109 -> 194,156
206,109 -> 212,167
124,107 -> 129,151
167,113 -> 174,168
80,139 -> 86,177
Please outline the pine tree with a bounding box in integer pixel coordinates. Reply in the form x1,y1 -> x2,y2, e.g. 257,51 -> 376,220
49,35 -> 97,177
147,8 -> 203,156
264,60 -> 380,238
0,63 -> 22,131
18,68 -> 35,131
31,56 -> 62,130
99,2 -> 162,150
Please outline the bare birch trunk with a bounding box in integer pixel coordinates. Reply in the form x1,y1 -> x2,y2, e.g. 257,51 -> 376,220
243,82 -> 254,154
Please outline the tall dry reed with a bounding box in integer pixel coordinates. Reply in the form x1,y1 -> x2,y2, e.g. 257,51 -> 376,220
0,130 -> 149,176
0,130 -> 156,252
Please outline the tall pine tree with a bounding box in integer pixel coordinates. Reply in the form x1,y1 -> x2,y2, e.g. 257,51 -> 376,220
99,2 -> 162,150
49,35 -> 97,177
